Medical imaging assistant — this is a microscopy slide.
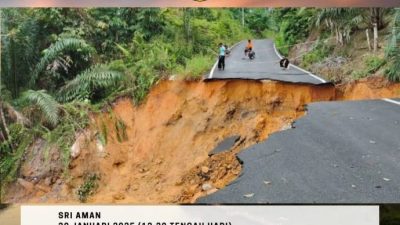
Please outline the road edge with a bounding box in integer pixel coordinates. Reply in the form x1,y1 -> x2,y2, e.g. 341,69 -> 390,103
382,98 -> 400,106
272,43 -> 327,83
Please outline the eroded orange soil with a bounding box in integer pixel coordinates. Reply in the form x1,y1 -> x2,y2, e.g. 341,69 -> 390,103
337,76 -> 400,100
3,77 -> 400,204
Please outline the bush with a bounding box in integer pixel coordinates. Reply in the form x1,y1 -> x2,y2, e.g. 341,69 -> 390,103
351,55 -> 386,80
365,55 -> 386,73
77,173 -> 100,202
385,61 -> 400,82
301,45 -> 332,68
0,124 -> 33,194
275,35 -> 289,56
177,55 -> 214,79
271,9 -> 316,56
44,102 -> 91,170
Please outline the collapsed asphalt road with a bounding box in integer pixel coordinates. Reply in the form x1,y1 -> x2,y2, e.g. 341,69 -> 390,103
199,99 -> 400,203
206,39 -> 326,84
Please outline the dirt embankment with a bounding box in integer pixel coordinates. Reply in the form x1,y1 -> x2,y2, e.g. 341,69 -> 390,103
336,76 -> 400,100
3,77 -> 400,204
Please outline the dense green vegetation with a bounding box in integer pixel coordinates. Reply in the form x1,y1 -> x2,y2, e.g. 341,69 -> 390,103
385,9 -> 400,81
0,8 -> 252,194
0,8 -> 399,197
0,9 -> 250,103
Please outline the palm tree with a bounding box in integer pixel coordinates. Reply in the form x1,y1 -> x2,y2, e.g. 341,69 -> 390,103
30,37 -> 94,86
22,89 -> 60,127
316,8 -> 364,45
370,8 -> 385,30
58,65 -> 121,102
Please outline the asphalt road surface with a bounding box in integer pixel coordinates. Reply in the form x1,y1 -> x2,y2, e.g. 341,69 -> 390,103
199,99 -> 400,203
206,39 -> 326,84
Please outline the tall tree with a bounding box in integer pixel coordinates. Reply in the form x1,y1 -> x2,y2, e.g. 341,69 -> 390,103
0,8 -> 9,143
370,8 -> 385,30
316,8 -> 364,45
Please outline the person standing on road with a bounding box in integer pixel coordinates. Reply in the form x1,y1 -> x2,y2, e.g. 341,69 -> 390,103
218,43 -> 226,71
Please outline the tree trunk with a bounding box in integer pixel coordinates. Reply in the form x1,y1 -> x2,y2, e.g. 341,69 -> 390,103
370,8 -> 384,30
338,29 -> 344,46
11,39 -> 17,98
241,8 -> 245,27
366,29 -> 371,51
183,8 -> 191,42
0,127 -> 5,142
335,27 -> 340,45
373,23 -> 378,52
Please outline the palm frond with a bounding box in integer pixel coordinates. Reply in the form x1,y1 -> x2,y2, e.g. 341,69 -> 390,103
23,90 -> 60,127
58,65 -> 122,102
57,77 -> 90,103
31,38 -> 94,85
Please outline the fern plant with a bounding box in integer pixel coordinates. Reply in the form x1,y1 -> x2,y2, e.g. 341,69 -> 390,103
31,38 -> 95,85
22,89 -> 60,127
57,65 -> 122,102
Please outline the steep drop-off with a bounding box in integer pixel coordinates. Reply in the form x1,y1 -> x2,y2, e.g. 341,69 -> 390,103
3,78 -> 400,203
